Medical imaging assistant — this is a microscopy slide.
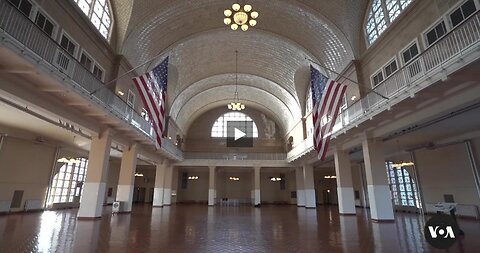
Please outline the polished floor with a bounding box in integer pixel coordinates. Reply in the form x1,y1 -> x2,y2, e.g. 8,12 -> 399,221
0,204 -> 479,253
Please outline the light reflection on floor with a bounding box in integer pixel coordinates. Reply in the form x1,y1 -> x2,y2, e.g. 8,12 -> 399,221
0,205 -> 479,253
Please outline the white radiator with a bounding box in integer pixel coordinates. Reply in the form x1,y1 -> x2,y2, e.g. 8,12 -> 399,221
24,199 -> 42,211
0,200 -> 11,212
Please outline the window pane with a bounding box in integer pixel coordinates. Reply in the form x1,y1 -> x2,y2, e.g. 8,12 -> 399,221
462,0 -> 477,19
450,9 -> 464,27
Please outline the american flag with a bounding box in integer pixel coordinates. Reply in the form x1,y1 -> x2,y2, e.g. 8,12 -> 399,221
132,57 -> 169,148
310,65 -> 347,160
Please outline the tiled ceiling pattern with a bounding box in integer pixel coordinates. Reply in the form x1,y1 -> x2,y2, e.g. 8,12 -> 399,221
176,85 -> 292,134
169,73 -> 302,133
114,0 -> 367,132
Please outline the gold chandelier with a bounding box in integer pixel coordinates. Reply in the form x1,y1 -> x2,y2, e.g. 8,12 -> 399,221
228,50 -> 245,111
224,3 -> 258,31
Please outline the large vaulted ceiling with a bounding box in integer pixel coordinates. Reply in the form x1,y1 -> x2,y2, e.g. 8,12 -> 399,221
111,0 -> 369,134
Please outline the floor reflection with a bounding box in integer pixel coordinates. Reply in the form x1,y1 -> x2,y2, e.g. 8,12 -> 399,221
0,204 -> 479,253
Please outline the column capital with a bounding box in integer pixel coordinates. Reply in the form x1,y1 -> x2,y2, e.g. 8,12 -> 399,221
208,165 -> 216,170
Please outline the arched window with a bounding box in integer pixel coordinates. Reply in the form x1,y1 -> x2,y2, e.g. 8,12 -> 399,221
366,0 -> 414,45
211,112 -> 258,138
73,0 -> 112,39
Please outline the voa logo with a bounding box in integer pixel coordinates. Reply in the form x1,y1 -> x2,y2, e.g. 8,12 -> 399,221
427,225 -> 455,239
424,214 -> 459,249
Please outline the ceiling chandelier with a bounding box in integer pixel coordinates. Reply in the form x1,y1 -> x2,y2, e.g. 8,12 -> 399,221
224,3 -> 258,31
227,50 -> 245,111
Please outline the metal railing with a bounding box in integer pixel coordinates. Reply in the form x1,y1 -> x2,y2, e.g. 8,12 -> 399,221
0,0 -> 181,158
288,11 -> 480,162
338,10 -> 480,127
184,152 -> 287,161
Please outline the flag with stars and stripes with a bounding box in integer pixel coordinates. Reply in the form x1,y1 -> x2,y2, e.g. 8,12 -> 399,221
310,65 -> 347,161
132,57 -> 169,148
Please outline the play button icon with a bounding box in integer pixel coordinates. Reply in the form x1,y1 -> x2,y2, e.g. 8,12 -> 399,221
227,121 -> 253,147
234,128 -> 246,141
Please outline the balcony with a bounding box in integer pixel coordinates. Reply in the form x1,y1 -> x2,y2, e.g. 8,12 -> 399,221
0,0 -> 182,160
288,10 -> 480,162
184,152 -> 287,161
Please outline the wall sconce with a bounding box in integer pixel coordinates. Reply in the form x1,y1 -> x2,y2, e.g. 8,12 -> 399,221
188,176 -> 199,180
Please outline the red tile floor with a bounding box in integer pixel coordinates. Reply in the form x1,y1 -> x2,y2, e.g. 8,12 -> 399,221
0,204 -> 479,253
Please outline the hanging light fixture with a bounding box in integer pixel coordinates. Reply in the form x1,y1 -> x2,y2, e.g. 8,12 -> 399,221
227,50 -> 246,111
224,3 -> 258,31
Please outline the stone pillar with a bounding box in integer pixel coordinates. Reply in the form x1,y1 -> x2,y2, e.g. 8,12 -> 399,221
303,164 -> 316,208
254,166 -> 261,207
152,160 -> 166,207
362,138 -> 394,221
163,163 -> 173,206
78,129 -> 112,219
334,149 -> 356,215
295,167 -> 305,207
115,144 -> 138,213
208,166 -> 216,206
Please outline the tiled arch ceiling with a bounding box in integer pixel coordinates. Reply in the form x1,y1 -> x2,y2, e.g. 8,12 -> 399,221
177,85 -> 293,136
118,0 -> 363,131
149,29 -> 315,101
121,0 -> 356,73
170,73 -> 302,133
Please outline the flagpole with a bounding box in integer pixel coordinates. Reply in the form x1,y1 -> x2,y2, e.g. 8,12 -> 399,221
305,58 -> 389,100
89,52 -> 168,96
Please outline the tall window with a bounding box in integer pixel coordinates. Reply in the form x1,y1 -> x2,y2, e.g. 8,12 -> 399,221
48,158 -> 88,205
211,112 -> 258,138
366,0 -> 414,45
386,162 -> 421,208
73,0 -> 112,39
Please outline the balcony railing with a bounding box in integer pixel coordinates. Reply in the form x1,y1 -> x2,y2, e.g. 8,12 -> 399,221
0,0 -> 182,158
337,10 -> 480,129
184,152 -> 287,161
289,11 -> 480,162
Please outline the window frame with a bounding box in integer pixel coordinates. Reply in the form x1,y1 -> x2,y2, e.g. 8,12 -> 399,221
92,63 -> 105,81
79,49 -> 94,72
8,0 -> 34,19
58,30 -> 79,59
210,112 -> 259,138
70,0 -> 114,41
382,56 -> 399,79
370,69 -> 385,88
447,0 -> 479,29
364,0 -> 416,46
32,5 -> 58,39
422,17 -> 449,48
399,39 -> 420,66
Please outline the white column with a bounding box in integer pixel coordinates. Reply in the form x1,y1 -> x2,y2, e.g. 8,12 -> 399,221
153,161 -> 165,207
163,163 -> 173,205
334,149 -> 356,215
208,166 -> 216,206
362,138 -> 394,221
303,164 -> 316,208
295,167 -> 305,207
115,144 -> 138,213
254,166 -> 261,207
78,129 -> 112,219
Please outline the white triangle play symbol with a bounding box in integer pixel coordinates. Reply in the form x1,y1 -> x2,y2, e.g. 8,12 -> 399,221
234,128 -> 246,141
